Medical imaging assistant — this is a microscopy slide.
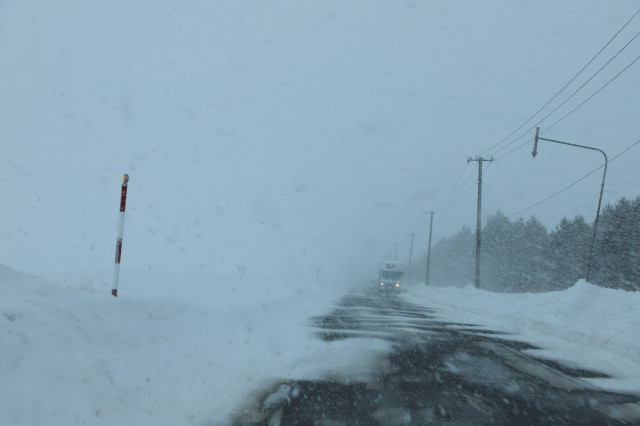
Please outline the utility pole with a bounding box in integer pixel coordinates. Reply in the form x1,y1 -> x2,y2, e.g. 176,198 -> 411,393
467,156 -> 493,289
425,212 -> 435,286
407,232 -> 415,283
407,233 -> 415,266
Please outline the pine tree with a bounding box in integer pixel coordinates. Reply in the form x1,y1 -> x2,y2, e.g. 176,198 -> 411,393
481,211 -> 515,291
424,195 -> 640,292
429,226 -> 475,286
592,197 -> 640,290
521,216 -> 552,291
549,215 -> 591,289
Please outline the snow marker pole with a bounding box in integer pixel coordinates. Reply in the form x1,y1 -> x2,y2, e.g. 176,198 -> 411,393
112,174 -> 129,297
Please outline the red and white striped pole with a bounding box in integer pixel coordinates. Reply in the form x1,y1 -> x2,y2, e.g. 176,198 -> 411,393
112,174 -> 129,297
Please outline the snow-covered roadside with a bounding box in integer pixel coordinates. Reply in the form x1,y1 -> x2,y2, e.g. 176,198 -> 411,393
0,265 -> 387,425
6,263 -> 638,426
401,281 -> 640,396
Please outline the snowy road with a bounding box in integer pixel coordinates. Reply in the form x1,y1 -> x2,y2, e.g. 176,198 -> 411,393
234,290 -> 640,425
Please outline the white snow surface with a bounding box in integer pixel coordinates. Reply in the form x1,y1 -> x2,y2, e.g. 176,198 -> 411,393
401,280 -> 640,396
0,265 -> 391,425
3,264 -> 639,425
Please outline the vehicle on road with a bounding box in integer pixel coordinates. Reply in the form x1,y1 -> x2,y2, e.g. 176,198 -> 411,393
378,261 -> 404,292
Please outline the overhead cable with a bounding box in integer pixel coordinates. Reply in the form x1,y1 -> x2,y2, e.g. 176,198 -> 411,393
508,137 -> 640,218
432,162 -> 470,212
542,52 -> 640,134
436,164 -> 478,213
481,7 -> 640,157
490,29 -> 640,159
493,51 -> 640,161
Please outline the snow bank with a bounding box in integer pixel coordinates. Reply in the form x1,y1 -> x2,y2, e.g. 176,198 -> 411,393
0,265 -> 381,425
402,280 -> 640,395
4,263 -> 639,425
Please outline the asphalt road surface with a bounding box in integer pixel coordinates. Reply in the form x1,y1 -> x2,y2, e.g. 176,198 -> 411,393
233,289 -> 640,425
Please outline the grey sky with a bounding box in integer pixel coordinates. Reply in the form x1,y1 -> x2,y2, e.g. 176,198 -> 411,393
1,1 -> 639,285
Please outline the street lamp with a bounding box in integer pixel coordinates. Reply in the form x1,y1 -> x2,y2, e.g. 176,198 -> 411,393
532,127 -> 608,282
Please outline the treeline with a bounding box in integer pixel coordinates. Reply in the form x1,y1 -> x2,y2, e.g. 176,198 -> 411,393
418,196 -> 640,292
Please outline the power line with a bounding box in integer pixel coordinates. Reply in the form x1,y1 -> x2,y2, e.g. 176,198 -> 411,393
482,8 -> 640,158
436,164 -> 478,213
611,138 -> 640,161
491,27 -> 640,156
432,162 -> 470,212
434,155 -> 494,213
543,52 -> 640,134
438,180 -> 477,214
430,8 -> 640,219
436,169 -> 477,213
493,139 -> 530,161
493,50 -> 640,161
508,167 -> 602,218
508,137 -> 640,218
435,163 -> 476,211
441,160 -> 493,213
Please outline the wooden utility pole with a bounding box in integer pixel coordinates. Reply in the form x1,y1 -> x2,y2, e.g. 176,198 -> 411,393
467,156 -> 493,288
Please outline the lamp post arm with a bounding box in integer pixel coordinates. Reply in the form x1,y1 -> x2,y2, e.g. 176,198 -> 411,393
537,136 -> 607,162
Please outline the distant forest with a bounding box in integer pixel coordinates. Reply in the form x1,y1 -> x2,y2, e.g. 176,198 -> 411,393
417,196 -> 640,292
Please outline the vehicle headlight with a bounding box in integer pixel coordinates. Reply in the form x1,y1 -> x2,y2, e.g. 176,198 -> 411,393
380,282 -> 384,286
395,283 -> 400,287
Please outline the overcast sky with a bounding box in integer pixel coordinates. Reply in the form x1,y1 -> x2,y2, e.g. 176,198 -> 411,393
1,1 -> 639,286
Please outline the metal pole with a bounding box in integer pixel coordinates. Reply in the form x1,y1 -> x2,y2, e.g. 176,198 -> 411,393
425,212 -> 434,286
587,158 -> 607,282
112,174 -> 129,297
533,128 -> 607,282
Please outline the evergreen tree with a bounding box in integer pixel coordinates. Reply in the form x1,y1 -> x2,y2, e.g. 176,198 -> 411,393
429,226 -> 475,287
481,213 -> 550,292
520,216 -> 552,291
481,211 -> 514,291
422,195 -> 640,292
592,197 -> 640,290
549,215 -> 592,289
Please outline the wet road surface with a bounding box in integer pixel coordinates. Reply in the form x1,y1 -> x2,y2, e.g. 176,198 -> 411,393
233,290 -> 640,425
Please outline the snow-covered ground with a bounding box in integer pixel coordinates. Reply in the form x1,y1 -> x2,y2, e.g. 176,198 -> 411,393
401,281 -> 640,396
0,265 -> 390,425
3,263 -> 638,425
